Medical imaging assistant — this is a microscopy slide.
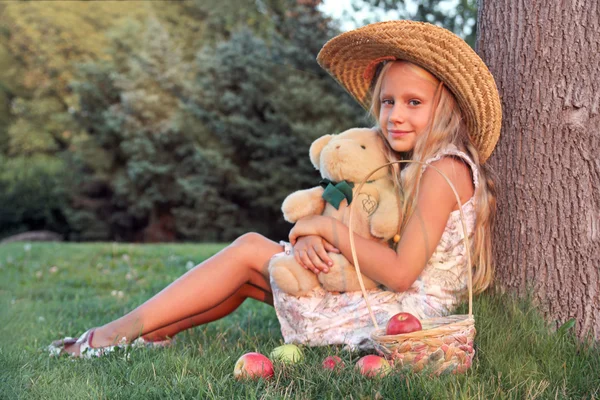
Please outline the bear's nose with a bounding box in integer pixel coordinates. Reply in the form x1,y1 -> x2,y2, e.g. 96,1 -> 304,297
336,145 -> 340,149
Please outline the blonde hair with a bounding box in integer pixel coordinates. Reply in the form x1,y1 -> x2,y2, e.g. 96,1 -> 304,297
370,61 -> 496,294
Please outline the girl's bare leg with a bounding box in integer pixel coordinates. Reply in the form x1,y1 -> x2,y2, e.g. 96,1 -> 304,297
142,282 -> 271,341
63,233 -> 282,354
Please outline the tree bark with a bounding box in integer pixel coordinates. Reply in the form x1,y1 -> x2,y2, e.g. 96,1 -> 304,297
477,0 -> 600,339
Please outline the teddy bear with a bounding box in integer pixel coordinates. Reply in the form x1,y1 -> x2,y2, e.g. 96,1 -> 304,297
269,127 -> 401,296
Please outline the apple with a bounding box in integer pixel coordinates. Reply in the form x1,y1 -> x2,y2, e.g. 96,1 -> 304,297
269,344 -> 304,364
233,352 -> 274,380
322,355 -> 345,371
385,312 -> 422,335
354,355 -> 391,378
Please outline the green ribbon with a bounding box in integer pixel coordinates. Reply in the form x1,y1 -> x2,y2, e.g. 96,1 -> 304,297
319,178 -> 354,210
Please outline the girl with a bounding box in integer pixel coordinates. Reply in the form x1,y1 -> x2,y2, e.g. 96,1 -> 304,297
50,20 -> 501,356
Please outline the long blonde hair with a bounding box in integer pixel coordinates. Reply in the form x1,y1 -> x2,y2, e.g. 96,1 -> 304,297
370,61 -> 496,294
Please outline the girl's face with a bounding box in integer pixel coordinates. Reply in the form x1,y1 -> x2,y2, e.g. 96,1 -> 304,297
378,62 -> 439,153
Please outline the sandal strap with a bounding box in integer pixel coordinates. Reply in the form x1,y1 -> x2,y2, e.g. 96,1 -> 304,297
48,330 -> 169,358
79,329 -> 129,359
47,328 -> 127,358
50,336 -> 77,347
76,329 -> 96,357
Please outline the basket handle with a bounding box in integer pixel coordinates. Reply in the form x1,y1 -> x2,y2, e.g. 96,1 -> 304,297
348,160 -> 473,330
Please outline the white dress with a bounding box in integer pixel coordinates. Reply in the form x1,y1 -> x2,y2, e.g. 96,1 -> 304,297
270,145 -> 480,350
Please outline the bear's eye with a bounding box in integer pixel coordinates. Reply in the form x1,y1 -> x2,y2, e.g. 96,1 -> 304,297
361,145 -> 366,149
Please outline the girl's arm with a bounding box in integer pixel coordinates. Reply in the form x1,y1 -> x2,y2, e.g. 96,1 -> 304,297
289,157 -> 474,292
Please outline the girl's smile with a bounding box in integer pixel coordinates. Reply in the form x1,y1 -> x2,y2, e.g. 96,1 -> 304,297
378,62 -> 439,153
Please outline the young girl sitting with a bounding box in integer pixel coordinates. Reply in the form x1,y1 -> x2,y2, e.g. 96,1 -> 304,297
49,20 -> 501,357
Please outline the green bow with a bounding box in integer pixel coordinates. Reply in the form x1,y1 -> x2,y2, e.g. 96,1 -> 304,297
319,178 -> 354,210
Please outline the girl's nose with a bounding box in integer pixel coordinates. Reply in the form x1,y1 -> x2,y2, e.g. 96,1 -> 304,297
389,105 -> 405,123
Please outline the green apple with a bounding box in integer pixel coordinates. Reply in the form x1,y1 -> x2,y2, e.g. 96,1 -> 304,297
269,344 -> 303,364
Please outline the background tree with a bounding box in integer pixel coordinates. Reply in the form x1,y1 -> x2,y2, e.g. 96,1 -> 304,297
0,0 -> 477,242
338,0 -> 477,46
0,0 -> 309,240
184,2 -> 366,241
64,0 -> 365,242
0,1 -> 199,239
478,0 -> 600,339
64,17 -> 191,241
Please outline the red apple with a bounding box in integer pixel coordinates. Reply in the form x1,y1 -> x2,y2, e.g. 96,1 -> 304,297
322,355 -> 345,371
233,352 -> 274,380
385,312 -> 422,335
354,355 -> 391,378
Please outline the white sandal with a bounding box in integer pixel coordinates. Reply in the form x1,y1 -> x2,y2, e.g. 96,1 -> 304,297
131,336 -> 175,348
48,329 -> 174,358
47,329 -> 127,358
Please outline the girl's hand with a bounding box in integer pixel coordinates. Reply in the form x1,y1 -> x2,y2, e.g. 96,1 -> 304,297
288,215 -> 325,246
293,235 -> 340,275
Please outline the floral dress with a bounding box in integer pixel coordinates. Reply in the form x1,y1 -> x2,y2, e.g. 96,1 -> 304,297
270,145 -> 480,350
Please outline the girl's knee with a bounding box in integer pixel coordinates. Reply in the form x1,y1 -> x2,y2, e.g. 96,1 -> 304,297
231,233 -> 270,258
232,232 -> 267,249
230,233 -> 281,266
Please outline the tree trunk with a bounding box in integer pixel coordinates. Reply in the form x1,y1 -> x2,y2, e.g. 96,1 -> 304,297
477,0 -> 600,339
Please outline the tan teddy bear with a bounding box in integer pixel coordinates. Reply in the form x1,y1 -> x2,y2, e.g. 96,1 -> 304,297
269,127 -> 401,296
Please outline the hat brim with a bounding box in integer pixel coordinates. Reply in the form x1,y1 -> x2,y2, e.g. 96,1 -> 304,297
317,20 -> 501,163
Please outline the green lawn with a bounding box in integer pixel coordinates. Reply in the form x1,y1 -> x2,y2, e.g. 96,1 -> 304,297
0,242 -> 598,399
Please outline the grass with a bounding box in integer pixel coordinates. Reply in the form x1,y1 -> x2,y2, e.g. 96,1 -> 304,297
0,242 -> 598,399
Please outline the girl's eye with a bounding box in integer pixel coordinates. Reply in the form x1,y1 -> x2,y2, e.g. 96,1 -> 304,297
409,99 -> 422,106
381,98 -> 394,105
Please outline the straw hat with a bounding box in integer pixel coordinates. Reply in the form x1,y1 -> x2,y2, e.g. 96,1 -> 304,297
317,20 -> 502,163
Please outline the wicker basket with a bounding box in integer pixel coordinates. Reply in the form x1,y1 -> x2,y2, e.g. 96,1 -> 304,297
348,160 -> 476,376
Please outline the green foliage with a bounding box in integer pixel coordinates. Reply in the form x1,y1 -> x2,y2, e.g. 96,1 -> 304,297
0,0 -> 476,241
413,0 -> 477,47
0,45 -> 16,155
0,0 -> 204,240
63,17 -> 246,242
64,1 -> 365,242
187,0 -> 286,42
6,97 -> 75,156
0,243 -> 598,398
344,0 -> 478,47
0,1 -> 187,99
0,1 -> 166,160
0,155 -> 68,238
185,4 -> 366,239
0,94 -> 9,155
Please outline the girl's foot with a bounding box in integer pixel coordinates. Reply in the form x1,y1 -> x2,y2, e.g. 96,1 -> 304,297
48,328 -> 124,358
48,328 -> 173,357
49,326 -> 131,358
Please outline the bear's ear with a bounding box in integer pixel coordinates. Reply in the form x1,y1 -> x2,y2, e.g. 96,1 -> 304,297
309,134 -> 333,169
